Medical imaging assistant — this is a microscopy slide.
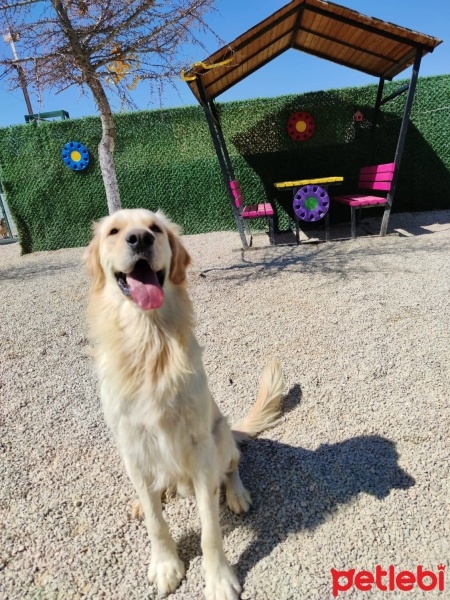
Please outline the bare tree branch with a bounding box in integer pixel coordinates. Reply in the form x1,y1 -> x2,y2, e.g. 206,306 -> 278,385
0,0 -> 218,213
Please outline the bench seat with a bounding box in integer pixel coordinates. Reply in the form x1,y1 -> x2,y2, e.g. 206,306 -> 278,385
331,163 -> 395,238
229,180 -> 275,245
241,203 -> 275,218
332,194 -> 387,207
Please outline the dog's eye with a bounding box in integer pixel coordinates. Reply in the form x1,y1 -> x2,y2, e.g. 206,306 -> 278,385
109,228 -> 119,236
150,224 -> 162,234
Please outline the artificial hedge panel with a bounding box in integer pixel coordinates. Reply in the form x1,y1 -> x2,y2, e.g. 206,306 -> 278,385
0,74 -> 449,253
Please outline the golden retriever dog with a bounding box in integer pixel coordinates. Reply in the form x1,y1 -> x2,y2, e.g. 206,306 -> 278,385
0,218 -> 8,238
84,208 -> 284,599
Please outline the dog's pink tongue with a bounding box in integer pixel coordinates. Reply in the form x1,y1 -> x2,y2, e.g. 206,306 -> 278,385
126,266 -> 164,310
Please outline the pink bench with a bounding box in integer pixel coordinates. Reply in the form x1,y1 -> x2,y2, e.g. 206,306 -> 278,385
331,163 -> 395,238
229,179 -> 275,245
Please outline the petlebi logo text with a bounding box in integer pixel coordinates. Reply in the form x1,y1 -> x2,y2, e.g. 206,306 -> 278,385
331,565 -> 446,596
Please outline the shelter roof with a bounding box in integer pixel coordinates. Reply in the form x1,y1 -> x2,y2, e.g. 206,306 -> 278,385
183,0 -> 442,102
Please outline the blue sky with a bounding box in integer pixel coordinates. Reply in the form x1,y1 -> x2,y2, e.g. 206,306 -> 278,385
0,0 -> 447,128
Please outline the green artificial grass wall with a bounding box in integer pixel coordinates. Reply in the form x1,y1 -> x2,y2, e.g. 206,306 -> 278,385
0,74 -> 449,253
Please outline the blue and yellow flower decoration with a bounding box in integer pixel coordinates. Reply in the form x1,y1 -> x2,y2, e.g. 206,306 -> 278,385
62,141 -> 90,171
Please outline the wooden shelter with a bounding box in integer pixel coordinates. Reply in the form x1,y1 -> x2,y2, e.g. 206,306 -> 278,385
182,0 -> 442,246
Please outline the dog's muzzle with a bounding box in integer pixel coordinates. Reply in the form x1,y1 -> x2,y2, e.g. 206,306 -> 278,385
114,229 -> 166,310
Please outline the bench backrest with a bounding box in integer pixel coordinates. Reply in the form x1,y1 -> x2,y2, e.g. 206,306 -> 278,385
229,179 -> 244,208
358,162 -> 395,192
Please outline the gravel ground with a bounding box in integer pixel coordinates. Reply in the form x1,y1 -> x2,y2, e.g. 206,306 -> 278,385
1,211 -> 450,600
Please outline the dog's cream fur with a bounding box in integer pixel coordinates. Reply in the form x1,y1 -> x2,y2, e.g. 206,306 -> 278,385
0,218 -> 8,238
85,208 -> 284,599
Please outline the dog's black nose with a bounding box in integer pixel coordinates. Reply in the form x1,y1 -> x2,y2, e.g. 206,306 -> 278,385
126,229 -> 154,253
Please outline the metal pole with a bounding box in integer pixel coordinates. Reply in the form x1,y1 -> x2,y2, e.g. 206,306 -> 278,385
196,79 -> 248,248
380,49 -> 422,236
196,81 -> 231,185
0,164 -> 15,238
3,30 -> 34,115
209,100 -> 235,180
380,84 -> 410,106
369,77 -> 384,164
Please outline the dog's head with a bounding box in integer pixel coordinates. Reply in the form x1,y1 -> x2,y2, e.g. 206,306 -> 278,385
84,209 -> 190,310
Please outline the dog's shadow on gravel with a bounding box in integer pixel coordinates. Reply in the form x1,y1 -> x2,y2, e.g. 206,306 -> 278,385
177,425 -> 415,579
232,433 -> 415,579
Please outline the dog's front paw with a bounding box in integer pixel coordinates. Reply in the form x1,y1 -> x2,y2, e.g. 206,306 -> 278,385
204,564 -> 241,600
226,485 -> 252,515
148,554 -> 185,594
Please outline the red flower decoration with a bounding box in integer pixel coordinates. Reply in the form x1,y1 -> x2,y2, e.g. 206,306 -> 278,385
287,111 -> 315,142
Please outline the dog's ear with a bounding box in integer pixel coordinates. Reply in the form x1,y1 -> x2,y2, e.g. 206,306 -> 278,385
154,210 -> 191,285
84,223 -> 104,291
167,228 -> 191,285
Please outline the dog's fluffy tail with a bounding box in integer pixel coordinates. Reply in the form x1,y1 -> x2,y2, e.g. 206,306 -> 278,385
232,358 -> 284,442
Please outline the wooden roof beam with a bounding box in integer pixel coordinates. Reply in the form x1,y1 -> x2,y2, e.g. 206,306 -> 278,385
205,46 -> 289,100
293,43 -> 384,79
201,29 -> 292,91
382,48 -> 424,80
304,4 -> 438,51
296,26 -> 398,64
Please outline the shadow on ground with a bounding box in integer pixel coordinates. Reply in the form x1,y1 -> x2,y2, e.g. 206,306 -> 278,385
197,230 -> 445,285
389,210 -> 450,237
177,388 -> 414,578
232,433 -> 414,579
0,259 -> 82,282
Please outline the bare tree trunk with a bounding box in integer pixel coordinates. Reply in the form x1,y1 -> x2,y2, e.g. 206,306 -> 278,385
87,76 -> 122,213
52,0 -> 122,214
16,0 -> 219,217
